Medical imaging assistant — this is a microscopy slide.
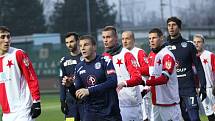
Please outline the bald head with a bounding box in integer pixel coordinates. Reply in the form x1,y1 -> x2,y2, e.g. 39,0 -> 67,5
122,31 -> 135,50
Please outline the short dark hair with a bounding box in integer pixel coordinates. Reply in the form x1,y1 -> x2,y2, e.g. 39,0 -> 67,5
102,26 -> 117,36
149,28 -> 163,37
167,17 -> 182,29
65,32 -> 79,41
79,35 -> 96,46
0,26 -> 10,33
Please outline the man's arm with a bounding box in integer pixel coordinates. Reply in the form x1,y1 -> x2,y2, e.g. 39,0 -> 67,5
16,50 -> 40,102
124,52 -> 142,87
59,60 -> 67,102
145,54 -> 175,86
16,50 -> 41,118
138,50 -> 149,76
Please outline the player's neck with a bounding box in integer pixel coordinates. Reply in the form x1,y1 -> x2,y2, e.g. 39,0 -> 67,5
198,49 -> 204,55
85,53 -> 96,62
170,33 -> 180,39
70,49 -> 80,56
0,50 -> 7,56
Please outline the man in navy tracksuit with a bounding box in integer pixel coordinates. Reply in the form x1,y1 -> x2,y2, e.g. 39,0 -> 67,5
165,17 -> 207,121
59,32 -> 84,120
63,35 -> 122,121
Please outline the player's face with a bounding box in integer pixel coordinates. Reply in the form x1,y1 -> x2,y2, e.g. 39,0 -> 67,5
193,37 -> 204,52
79,39 -> 96,61
65,35 -> 78,52
122,32 -> 135,50
102,31 -> 117,49
167,21 -> 180,37
149,33 -> 163,49
0,31 -> 11,55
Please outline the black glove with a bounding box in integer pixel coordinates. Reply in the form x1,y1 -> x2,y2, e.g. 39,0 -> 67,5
212,86 -> 215,96
30,102 -> 41,119
61,101 -> 68,114
199,87 -> 207,102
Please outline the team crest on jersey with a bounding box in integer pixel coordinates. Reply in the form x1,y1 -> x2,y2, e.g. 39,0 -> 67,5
181,42 -> 187,48
95,62 -> 101,69
144,57 -> 148,63
23,58 -> 30,67
131,60 -> 138,67
87,75 -> 96,86
165,60 -> 172,70
167,45 -> 176,50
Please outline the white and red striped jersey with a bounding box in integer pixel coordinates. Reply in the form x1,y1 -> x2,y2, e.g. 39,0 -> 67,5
103,48 -> 142,106
0,47 -> 40,113
199,50 -> 215,88
147,47 -> 180,105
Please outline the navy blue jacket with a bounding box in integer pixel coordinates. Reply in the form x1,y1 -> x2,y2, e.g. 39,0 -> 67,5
72,55 -> 122,120
59,53 -> 82,102
165,35 -> 206,96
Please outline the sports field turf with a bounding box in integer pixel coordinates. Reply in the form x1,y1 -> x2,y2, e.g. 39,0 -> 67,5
0,94 -> 209,121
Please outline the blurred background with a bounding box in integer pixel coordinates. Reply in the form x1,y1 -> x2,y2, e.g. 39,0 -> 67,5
0,0 -> 214,120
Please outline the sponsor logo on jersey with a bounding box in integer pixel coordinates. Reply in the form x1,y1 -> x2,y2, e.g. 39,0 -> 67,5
95,62 -> 101,69
181,42 -> 187,48
107,69 -> 115,75
64,60 -> 77,66
79,70 -> 86,75
87,75 -> 96,86
176,68 -> 186,73
167,45 -> 176,50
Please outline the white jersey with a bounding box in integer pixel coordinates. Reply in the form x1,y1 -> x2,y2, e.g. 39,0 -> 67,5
198,50 -> 215,116
148,47 -> 180,105
104,48 -> 142,106
199,50 -> 215,88
0,47 -> 40,113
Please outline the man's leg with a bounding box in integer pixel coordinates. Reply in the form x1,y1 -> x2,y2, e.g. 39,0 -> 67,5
66,92 -> 79,120
180,97 -> 191,121
184,96 -> 201,121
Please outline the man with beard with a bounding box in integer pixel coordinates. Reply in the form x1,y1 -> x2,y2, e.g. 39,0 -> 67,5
59,32 -> 83,121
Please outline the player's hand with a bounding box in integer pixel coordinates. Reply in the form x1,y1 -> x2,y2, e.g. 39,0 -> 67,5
30,102 -> 41,119
62,76 -> 74,87
76,88 -> 89,99
116,82 -> 126,92
199,87 -> 207,101
60,101 -> 68,114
